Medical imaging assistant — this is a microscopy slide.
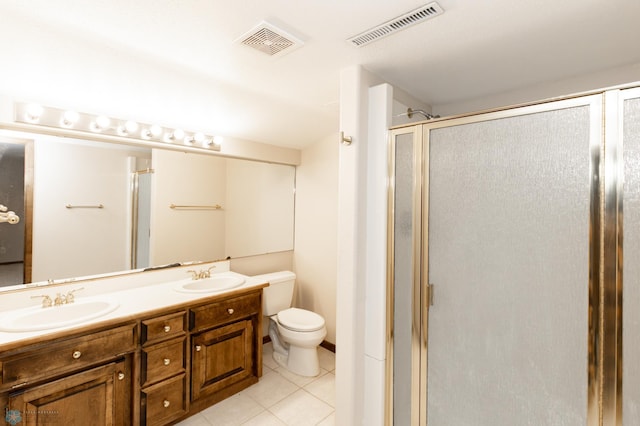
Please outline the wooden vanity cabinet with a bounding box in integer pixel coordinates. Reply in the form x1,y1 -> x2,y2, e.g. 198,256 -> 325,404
0,323 -> 137,426
139,311 -> 188,425
7,359 -> 131,425
188,290 -> 263,412
0,285 -> 265,426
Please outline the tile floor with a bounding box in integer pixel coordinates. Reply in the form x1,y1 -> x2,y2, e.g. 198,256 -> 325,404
176,342 -> 336,426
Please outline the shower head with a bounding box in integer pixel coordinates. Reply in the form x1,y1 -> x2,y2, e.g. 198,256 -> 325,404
398,108 -> 440,120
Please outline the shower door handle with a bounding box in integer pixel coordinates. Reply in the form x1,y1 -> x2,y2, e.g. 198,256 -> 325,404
426,283 -> 434,307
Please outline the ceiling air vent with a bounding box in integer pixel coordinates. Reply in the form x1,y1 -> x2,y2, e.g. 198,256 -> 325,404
237,21 -> 304,57
347,2 -> 444,47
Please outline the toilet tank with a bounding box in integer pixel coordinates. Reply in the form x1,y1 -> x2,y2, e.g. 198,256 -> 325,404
253,271 -> 296,316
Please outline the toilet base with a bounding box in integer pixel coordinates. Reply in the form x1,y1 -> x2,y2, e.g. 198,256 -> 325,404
273,345 -> 320,377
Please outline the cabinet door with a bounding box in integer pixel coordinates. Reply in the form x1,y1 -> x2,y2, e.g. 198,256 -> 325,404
191,319 -> 253,401
7,360 -> 130,425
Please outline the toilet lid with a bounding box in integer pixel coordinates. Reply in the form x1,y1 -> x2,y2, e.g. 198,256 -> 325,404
277,308 -> 325,332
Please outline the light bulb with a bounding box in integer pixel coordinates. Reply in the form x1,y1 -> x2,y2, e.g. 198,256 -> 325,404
60,110 -> 79,128
173,129 -> 185,140
194,132 -> 205,143
118,120 -> 139,136
125,120 -> 139,133
150,124 -> 162,137
24,104 -> 43,122
95,115 -> 111,130
165,129 -> 185,142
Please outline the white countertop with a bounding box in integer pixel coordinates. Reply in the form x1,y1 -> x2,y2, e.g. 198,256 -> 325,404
0,264 -> 267,347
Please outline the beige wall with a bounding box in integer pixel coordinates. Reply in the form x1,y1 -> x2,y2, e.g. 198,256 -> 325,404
230,251 -> 293,277
293,133 -> 339,345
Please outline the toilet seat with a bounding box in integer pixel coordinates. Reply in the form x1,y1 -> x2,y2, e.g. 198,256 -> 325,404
277,308 -> 325,332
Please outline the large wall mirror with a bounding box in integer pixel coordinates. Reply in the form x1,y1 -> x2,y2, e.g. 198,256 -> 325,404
0,130 -> 295,288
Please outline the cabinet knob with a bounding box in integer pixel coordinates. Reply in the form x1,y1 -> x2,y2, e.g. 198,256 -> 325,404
118,372 -> 125,381
164,325 -> 171,333
163,400 -> 171,408
72,350 -> 82,359
227,308 -> 234,315
163,358 -> 171,366
195,345 -> 202,352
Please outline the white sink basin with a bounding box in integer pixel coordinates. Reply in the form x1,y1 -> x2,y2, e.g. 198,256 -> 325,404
0,297 -> 120,332
174,275 -> 246,293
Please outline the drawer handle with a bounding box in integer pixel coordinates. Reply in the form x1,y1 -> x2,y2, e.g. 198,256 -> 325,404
227,308 -> 234,315
163,400 -> 171,408
195,345 -> 202,352
118,372 -> 125,381
72,350 -> 82,359
164,325 -> 171,333
163,358 -> 171,366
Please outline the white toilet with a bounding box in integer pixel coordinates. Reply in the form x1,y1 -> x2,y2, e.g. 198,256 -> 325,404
254,271 -> 327,377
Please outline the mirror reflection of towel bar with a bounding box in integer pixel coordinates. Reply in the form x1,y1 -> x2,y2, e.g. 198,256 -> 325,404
65,204 -> 104,209
170,204 -> 222,210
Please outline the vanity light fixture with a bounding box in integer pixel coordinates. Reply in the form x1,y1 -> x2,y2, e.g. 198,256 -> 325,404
13,102 -> 222,152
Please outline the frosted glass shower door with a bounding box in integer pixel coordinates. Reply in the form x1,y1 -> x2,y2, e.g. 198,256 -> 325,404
425,102 -> 597,425
622,88 -> 640,424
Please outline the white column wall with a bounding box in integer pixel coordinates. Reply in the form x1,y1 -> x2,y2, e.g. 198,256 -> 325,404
363,83 -> 393,426
336,65 -> 377,424
337,68 -> 434,424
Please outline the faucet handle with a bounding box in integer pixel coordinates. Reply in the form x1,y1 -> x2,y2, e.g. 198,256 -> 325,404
31,294 -> 53,308
54,293 -> 67,306
65,287 -> 85,304
187,270 -> 199,280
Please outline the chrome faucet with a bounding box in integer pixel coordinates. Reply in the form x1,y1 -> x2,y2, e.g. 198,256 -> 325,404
187,266 -> 217,280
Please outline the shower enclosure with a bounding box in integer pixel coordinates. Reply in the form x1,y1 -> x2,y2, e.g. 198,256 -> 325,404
388,85 -> 640,425
0,137 -> 31,286
130,168 -> 153,269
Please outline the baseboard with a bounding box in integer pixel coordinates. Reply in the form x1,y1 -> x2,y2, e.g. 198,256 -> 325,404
262,335 -> 336,353
319,340 -> 336,353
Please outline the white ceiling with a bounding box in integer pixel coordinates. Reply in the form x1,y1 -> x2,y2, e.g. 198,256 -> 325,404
1,0 -> 639,149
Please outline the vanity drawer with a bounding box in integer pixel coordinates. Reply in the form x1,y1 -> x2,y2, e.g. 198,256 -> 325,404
141,311 -> 186,345
141,337 -> 185,387
190,292 -> 261,332
142,372 -> 188,425
0,323 -> 136,389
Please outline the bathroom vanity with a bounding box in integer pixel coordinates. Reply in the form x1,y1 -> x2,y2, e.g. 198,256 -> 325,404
0,266 -> 266,425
